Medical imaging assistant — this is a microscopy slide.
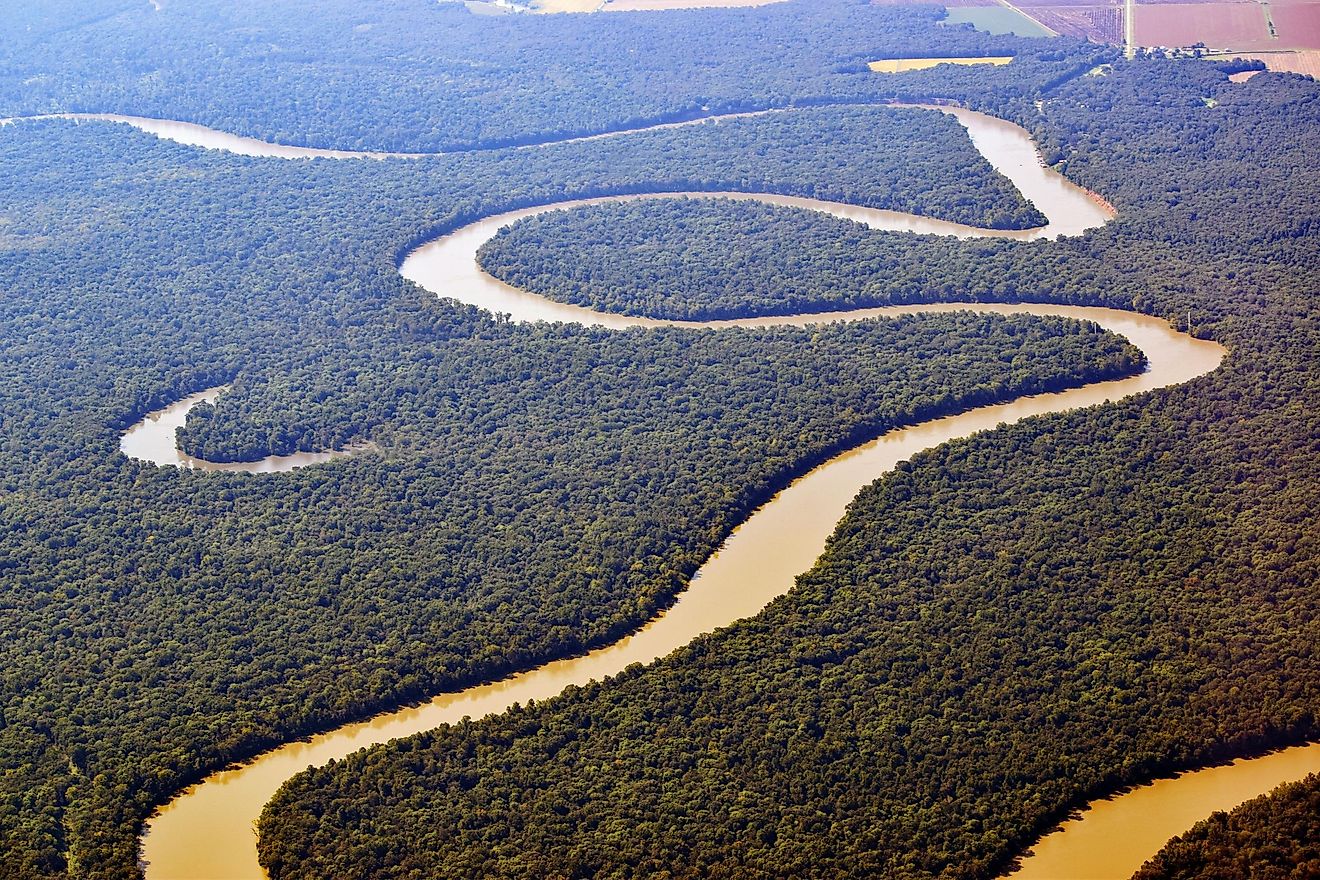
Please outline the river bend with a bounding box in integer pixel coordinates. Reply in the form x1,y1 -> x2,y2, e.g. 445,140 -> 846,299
101,104 -> 1309,880
0,108 -> 780,160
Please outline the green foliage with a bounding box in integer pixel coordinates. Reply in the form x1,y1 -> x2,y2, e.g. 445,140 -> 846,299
0,30 -> 1135,880
1134,773 -> 1320,880
258,63 -> 1320,880
477,195 -> 1064,321
1,2 -> 1315,878
0,0 -> 1110,152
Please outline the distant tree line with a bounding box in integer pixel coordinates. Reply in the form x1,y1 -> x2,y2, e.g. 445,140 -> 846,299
0,0 -> 1112,152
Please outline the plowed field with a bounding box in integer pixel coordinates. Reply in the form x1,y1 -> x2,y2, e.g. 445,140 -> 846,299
1135,3 -> 1272,49
1210,48 -> 1320,75
1273,4 -> 1320,48
1030,6 -> 1124,41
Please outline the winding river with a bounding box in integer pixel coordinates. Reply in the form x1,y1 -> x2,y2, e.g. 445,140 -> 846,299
119,387 -> 368,472
0,108 -> 780,160
89,104 -> 1309,880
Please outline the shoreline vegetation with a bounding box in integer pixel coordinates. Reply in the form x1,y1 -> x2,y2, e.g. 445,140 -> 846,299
0,2 -> 1314,879
259,62 -> 1320,880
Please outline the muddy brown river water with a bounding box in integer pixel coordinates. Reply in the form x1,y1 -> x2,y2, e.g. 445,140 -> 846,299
86,105 -> 1305,880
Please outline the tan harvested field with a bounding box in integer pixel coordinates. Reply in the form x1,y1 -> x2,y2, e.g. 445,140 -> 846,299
868,55 -> 1014,72
603,0 -> 784,9
1209,48 -> 1320,75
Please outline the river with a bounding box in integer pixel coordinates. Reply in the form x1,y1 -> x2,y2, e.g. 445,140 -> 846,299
1009,742 -> 1320,879
119,386 -> 368,472
0,108 -> 786,159
103,104 -> 1306,880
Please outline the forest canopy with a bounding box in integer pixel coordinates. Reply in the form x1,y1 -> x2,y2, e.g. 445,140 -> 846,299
0,2 -> 1315,879
260,54 -> 1320,880
0,0 -> 1111,151
0,9 -> 1147,876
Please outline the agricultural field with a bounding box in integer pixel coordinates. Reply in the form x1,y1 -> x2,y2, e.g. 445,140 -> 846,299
868,55 -> 1014,71
1129,0 -> 1320,52
877,0 -> 996,5
1026,5 -> 1124,42
1271,2 -> 1320,47
534,0 -> 602,11
1210,47 -> 1320,75
604,0 -> 785,9
942,0 -> 1320,50
871,0 -> 997,6
1135,3 -> 1274,50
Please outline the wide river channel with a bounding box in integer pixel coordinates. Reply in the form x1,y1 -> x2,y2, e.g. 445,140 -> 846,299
97,105 -> 1312,879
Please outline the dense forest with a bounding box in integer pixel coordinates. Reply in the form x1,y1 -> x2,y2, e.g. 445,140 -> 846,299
1134,774 -> 1320,880
0,0 -> 1113,151
476,196 -> 1070,320
259,52 -> 1320,880
0,6 -> 1159,877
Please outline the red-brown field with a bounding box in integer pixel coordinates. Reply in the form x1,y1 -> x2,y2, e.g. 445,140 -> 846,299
1135,3 -> 1273,49
1029,6 -> 1124,41
1272,4 -> 1320,48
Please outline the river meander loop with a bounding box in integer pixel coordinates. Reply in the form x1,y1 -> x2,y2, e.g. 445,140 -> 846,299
89,105 -> 1304,880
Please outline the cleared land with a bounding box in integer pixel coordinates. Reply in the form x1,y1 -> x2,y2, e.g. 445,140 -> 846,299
533,0 -> 602,11
1209,47 -> 1320,74
1025,5 -> 1124,41
603,0 -> 784,9
945,0 -> 1318,48
1272,4 -> 1320,47
868,55 -> 1014,72
1135,3 -> 1273,48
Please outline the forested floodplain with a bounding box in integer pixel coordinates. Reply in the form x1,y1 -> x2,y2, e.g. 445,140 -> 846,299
0,0 -> 1112,153
146,108 -> 1218,872
262,55 -> 1320,880
0,2 -> 1315,880
475,195 -> 1085,320
0,14 -> 1139,878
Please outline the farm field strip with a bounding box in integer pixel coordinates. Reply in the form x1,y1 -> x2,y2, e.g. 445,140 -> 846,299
1135,2 -> 1274,49
1207,47 -> 1320,74
868,56 -> 1014,72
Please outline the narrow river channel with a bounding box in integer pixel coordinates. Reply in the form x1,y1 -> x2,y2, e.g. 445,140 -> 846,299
103,104 -> 1308,880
